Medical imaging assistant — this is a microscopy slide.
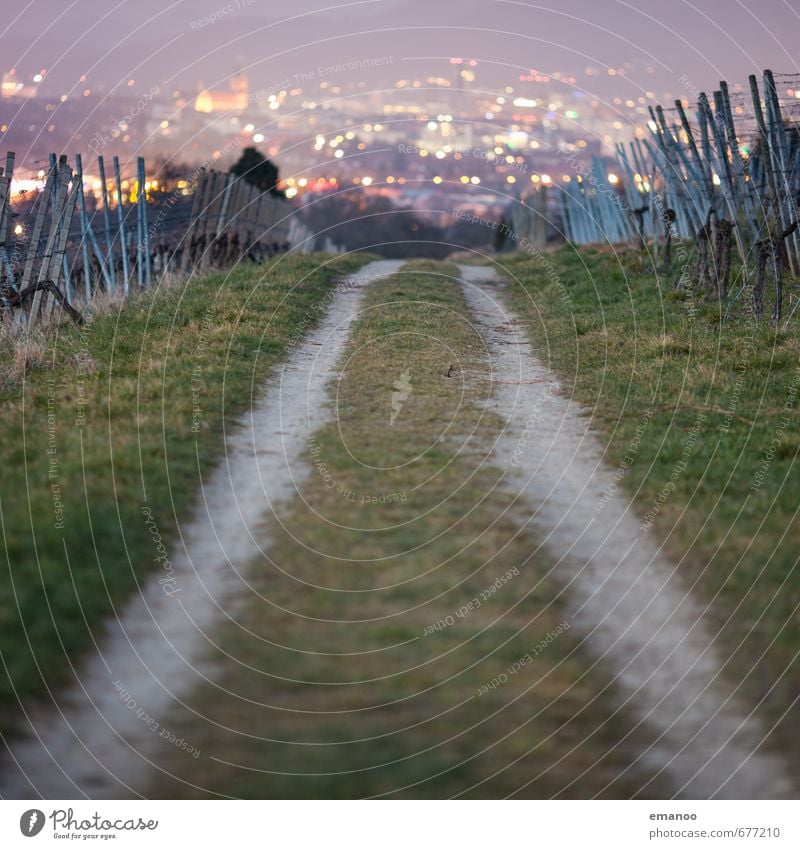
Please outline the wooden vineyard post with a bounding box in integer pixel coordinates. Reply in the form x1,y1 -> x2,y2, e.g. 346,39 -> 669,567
76,154 -> 113,295
749,74 -> 776,220
252,189 -> 264,259
45,154 -> 68,294
18,159 -> 57,321
630,139 -> 655,241
234,180 -> 253,262
197,169 -> 218,266
712,91 -> 736,205
719,81 -> 758,240
137,157 -> 151,288
113,156 -> 130,295
615,143 -> 642,238
136,159 -> 144,289
239,181 -> 251,258
531,186 -> 547,249
558,189 -> 573,243
763,69 -> 799,275
0,151 -> 15,318
709,89 -> 745,262
199,171 -> 221,268
45,158 -> 80,320
675,101 -> 713,224
215,173 -> 234,238
97,155 -> 116,292
208,171 -> 223,264
248,184 -> 259,256
238,183 -> 251,261
266,191 -> 282,250
260,191 -> 273,252
653,106 -> 679,212
703,94 -> 736,229
30,156 -> 70,320
225,178 -> 241,264
696,94 -> 717,216
179,168 -> 206,276
218,174 -> 238,264
75,154 -> 93,300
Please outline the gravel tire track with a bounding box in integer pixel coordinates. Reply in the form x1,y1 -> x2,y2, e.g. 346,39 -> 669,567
0,259 -> 403,799
458,264 -> 794,800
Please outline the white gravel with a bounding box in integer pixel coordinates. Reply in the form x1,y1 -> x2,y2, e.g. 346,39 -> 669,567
0,259 -> 403,799
458,263 -> 793,800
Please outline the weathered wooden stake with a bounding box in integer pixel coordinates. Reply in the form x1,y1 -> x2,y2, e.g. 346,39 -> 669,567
113,156 -> 130,295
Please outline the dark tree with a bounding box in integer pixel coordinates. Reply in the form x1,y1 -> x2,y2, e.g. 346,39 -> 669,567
230,147 -> 284,197
150,156 -> 193,182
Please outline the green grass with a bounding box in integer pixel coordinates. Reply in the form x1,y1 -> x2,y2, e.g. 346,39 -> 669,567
497,244 -> 800,759
151,260 -> 665,799
0,252 -> 370,733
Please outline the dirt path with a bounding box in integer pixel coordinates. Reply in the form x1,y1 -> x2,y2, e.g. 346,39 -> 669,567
3,257 -> 789,800
139,260 -> 661,800
0,259 -> 403,799
457,264 -> 794,799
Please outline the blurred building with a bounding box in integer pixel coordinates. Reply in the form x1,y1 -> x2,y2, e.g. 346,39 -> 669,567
195,70 -> 249,114
1,70 -> 39,99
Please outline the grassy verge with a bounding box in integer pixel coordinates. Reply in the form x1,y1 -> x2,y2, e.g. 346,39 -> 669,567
0,252 -> 370,734
498,245 -> 800,760
153,260 -> 664,799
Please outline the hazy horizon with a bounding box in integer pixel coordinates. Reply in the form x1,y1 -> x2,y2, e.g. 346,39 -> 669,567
3,0 -> 799,104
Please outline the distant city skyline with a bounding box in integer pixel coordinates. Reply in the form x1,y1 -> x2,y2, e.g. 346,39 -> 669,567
3,0 -> 800,210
